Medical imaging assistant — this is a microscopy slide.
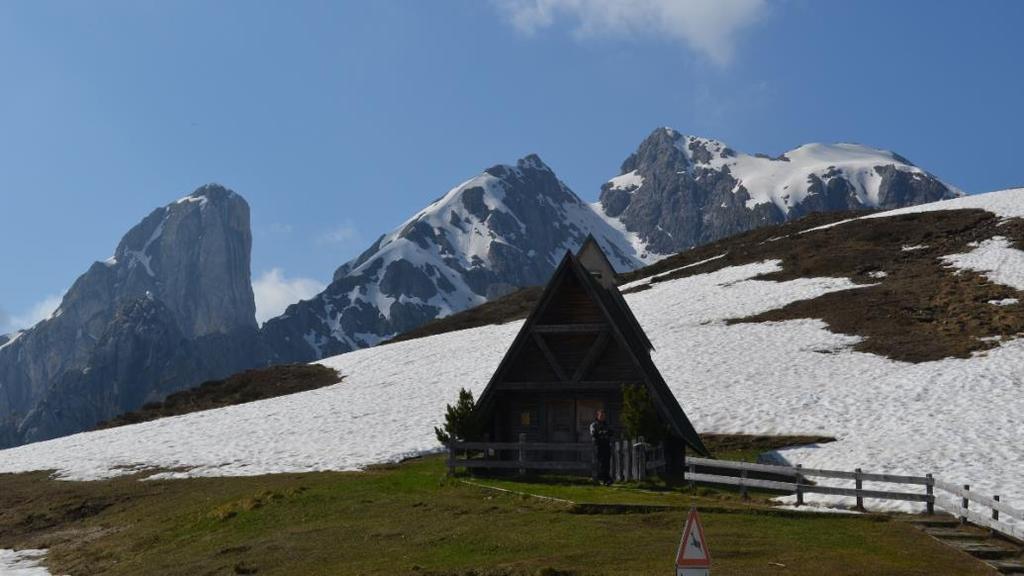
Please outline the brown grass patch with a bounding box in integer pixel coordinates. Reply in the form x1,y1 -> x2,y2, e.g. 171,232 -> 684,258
96,364 -> 341,429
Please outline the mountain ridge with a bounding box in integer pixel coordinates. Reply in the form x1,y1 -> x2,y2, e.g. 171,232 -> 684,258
260,153 -> 644,363
0,129 -> 969,446
595,127 -> 960,257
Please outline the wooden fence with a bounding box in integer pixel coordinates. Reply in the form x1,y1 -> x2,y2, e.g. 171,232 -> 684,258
447,440 -> 1024,542
448,434 -> 664,481
687,457 -> 1024,542
932,478 -> 1024,541
686,457 -> 936,511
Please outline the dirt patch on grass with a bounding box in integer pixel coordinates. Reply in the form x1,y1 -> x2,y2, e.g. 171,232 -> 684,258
701,434 -> 835,461
0,471 -> 128,546
96,364 -> 341,429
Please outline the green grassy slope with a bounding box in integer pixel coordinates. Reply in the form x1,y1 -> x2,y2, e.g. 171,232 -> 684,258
0,451 -> 991,576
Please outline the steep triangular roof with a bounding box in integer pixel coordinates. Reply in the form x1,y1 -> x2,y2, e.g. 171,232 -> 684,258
577,234 -> 618,287
477,247 -> 708,456
577,235 -> 653,351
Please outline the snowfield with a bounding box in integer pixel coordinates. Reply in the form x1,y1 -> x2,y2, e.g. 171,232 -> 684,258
0,549 -> 55,576
941,236 -> 1024,291
0,189 -> 1023,517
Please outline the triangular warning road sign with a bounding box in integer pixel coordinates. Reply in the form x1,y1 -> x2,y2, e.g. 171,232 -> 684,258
675,507 -> 711,568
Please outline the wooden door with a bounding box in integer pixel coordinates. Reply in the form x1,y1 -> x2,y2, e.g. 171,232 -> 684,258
546,400 -> 575,443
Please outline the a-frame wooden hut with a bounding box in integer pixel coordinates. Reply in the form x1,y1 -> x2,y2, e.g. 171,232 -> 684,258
475,236 -> 709,473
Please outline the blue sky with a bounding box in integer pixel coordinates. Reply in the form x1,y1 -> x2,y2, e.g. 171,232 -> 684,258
1,0 -> 1022,332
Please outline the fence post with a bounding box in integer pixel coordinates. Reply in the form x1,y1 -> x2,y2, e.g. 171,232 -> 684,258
447,441 -> 455,476
611,440 -> 618,481
636,436 -> 646,482
855,468 -> 864,511
518,433 -> 526,476
688,462 -> 696,491
740,468 -> 748,500
992,495 -> 1000,524
623,439 -> 632,482
960,484 -> 970,525
926,474 -> 934,515
795,464 -> 804,507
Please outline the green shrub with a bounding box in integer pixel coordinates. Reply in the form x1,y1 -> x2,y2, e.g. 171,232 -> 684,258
620,384 -> 667,444
434,388 -> 482,445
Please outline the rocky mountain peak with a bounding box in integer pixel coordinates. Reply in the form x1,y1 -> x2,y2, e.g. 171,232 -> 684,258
0,184 -> 262,447
599,127 -> 960,257
263,156 -> 644,363
104,183 -> 256,338
483,153 -> 553,181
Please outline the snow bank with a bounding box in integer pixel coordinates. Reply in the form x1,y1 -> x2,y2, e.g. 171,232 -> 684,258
606,170 -> 644,192
0,549 -> 56,576
941,236 -> 1024,291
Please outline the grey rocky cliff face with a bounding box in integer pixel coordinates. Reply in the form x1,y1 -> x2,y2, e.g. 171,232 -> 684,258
0,184 -> 264,447
262,154 -> 642,363
599,128 -> 960,256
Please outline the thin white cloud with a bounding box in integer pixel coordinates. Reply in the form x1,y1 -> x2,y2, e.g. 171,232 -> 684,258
494,0 -> 766,66
3,293 -> 65,334
252,269 -> 326,325
319,222 -> 359,245
269,222 -> 293,235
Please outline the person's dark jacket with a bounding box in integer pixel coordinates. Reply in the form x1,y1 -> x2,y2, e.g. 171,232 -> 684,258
589,419 -> 612,446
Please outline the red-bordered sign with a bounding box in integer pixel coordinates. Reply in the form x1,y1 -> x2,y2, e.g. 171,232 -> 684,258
675,507 -> 711,568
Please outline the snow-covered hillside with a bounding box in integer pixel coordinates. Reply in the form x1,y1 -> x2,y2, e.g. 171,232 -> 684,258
1,188 -> 1022,516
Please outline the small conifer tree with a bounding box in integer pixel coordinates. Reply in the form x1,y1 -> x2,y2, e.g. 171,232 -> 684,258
434,387 -> 482,445
620,384 -> 667,444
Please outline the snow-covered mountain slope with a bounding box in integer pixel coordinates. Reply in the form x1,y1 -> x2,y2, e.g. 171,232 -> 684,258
1,188 -> 1023,518
597,127 -> 961,258
262,134 -> 961,364
261,155 -> 644,362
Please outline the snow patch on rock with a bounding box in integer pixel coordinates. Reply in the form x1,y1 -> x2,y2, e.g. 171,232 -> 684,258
941,236 -> 1024,291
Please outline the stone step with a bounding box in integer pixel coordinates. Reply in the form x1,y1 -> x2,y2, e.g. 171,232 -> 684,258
987,560 -> 1024,574
949,540 -> 1019,560
924,527 -> 989,540
910,517 -> 962,528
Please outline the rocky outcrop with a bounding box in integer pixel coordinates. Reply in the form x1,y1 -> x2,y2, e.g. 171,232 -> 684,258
0,184 -> 263,446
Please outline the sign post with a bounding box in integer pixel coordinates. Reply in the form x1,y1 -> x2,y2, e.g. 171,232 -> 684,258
675,507 -> 711,576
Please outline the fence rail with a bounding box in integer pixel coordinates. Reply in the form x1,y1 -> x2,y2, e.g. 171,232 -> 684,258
448,439 -> 1024,543
686,457 -> 936,511
448,434 -> 663,481
687,457 -> 1024,543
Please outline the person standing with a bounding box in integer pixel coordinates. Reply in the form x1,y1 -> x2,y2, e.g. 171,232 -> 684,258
590,408 -> 612,485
